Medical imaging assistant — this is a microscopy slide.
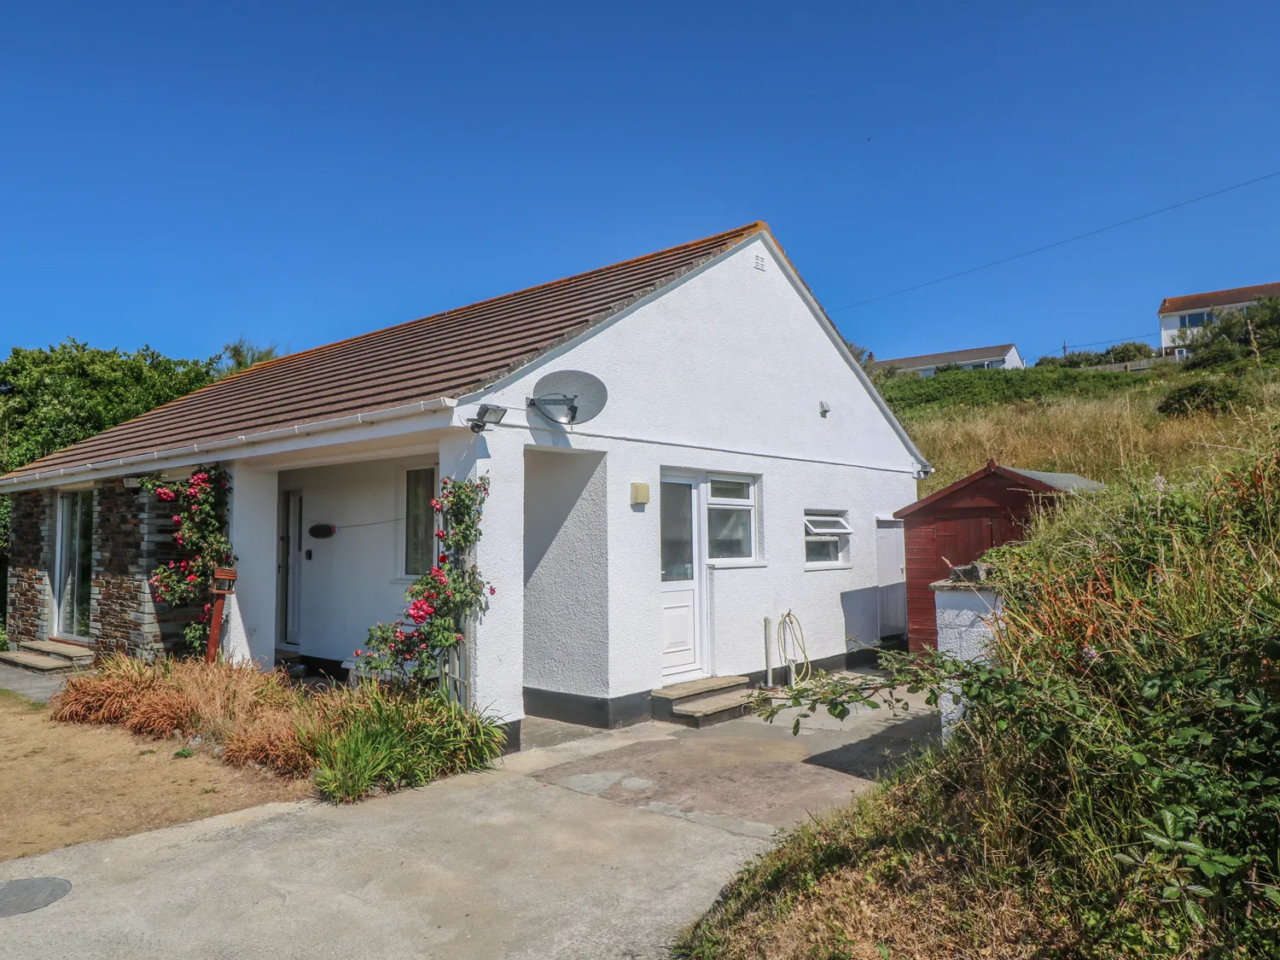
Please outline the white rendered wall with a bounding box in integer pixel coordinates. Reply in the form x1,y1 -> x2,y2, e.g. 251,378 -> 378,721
223,462 -> 278,666
523,449 -> 609,697
933,585 -> 1000,732
475,236 -> 922,699
276,456 -> 432,665
440,428 -> 525,724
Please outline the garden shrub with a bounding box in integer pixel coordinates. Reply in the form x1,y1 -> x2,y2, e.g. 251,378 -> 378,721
1157,378 -> 1251,417
50,655 -> 505,799
879,366 -> 1140,413
308,683 -> 507,803
689,449 -> 1280,958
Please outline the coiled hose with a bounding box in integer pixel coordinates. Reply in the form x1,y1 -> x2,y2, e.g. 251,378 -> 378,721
776,610 -> 812,685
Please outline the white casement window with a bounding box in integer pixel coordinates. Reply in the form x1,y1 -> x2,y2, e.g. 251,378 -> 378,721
706,474 -> 757,561
804,511 -> 852,567
402,467 -> 437,577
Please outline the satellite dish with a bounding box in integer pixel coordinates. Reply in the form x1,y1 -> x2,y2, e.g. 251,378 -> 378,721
527,370 -> 608,425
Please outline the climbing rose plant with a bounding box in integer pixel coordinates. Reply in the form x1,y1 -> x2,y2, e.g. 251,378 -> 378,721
359,475 -> 494,687
139,466 -> 235,654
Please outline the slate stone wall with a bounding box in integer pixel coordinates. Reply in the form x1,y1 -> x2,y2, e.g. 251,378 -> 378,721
5,490 -> 55,644
91,478 -> 166,658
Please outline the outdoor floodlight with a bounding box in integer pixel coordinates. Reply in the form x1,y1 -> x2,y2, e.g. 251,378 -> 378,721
468,403 -> 507,433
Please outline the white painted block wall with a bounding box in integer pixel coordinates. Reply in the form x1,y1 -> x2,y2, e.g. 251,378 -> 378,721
933,583 -> 1000,732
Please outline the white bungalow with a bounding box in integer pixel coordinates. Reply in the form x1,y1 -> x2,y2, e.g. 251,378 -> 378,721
1,223 -> 929,748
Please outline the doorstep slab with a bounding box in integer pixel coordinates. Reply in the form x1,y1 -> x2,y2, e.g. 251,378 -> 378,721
650,675 -> 748,701
19,640 -> 95,663
671,689 -> 755,719
0,650 -> 74,674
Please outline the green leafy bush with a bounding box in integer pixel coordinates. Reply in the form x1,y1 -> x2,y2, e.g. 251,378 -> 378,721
878,366 -> 1141,413
309,684 -> 507,803
1156,378 -> 1251,418
691,450 -> 1280,957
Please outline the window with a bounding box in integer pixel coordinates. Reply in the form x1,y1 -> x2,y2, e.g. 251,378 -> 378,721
706,474 -> 755,560
56,489 -> 93,637
804,511 -> 852,566
403,468 -> 436,576
1179,312 -> 1212,329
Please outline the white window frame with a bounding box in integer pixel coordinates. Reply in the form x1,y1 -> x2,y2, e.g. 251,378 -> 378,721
704,473 -> 760,567
394,460 -> 439,582
804,509 -> 852,570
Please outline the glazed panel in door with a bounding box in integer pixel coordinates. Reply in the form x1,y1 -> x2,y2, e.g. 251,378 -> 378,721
660,479 -> 701,678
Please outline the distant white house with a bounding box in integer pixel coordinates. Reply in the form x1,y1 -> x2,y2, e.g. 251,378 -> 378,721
867,343 -> 1024,378
1158,281 -> 1280,357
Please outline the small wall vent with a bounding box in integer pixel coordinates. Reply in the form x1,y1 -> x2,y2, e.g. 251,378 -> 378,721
754,254 -> 766,272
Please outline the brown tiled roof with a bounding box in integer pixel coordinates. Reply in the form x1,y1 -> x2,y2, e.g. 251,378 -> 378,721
1159,281 -> 1280,315
867,344 -> 1016,371
5,223 -> 767,482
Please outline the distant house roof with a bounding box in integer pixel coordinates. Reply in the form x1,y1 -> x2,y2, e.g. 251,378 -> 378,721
1159,281 -> 1280,316
895,460 -> 1101,518
3,223 -> 767,483
867,344 -> 1016,371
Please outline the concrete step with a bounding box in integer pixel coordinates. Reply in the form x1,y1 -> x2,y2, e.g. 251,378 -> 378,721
0,650 -> 77,674
650,675 -> 748,702
670,688 -> 756,728
651,675 -> 753,726
19,640 -> 95,666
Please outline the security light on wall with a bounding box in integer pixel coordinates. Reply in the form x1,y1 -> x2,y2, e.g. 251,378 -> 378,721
468,404 -> 507,434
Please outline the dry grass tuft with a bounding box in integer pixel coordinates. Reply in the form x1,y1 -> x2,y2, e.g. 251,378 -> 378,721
905,387 -> 1278,496
51,654 -> 309,775
121,688 -> 199,738
222,712 -> 314,778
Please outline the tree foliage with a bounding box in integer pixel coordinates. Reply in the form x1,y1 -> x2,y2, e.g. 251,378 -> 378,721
0,339 -> 217,566
217,336 -> 280,378
1180,298 -> 1280,370
1036,341 -> 1158,368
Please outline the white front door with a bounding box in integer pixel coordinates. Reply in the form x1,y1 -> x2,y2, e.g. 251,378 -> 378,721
660,478 -> 704,680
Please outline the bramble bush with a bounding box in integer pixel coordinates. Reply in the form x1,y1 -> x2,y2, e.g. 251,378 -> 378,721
689,449 -> 1280,957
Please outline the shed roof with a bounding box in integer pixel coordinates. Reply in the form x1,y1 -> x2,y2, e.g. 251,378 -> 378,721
1158,281 -> 1280,316
867,344 -> 1015,371
5,223 -> 768,483
894,460 -> 1101,518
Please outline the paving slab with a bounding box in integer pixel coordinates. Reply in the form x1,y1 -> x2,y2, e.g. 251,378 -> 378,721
0,663 -> 67,703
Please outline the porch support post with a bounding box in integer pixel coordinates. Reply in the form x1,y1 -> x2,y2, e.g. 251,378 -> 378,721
222,462 -> 278,666
439,428 -> 525,734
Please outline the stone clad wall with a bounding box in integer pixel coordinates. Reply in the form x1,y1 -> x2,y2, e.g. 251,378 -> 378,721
91,478 -> 165,658
5,490 -> 55,644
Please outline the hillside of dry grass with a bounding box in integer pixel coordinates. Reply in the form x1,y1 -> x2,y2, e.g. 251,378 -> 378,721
901,376 -> 1279,496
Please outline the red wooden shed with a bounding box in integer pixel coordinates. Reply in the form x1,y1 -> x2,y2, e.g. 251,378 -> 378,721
894,461 -> 1102,652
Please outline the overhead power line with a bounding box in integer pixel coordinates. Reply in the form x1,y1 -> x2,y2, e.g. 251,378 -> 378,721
833,166 -> 1280,313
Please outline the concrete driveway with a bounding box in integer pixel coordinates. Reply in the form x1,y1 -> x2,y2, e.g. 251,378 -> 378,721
0,685 -> 936,960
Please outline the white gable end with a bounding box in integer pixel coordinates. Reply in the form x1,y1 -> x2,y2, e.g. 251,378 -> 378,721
478,235 -> 924,476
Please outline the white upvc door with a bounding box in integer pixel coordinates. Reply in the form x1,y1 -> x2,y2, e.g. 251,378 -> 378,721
660,476 -> 706,681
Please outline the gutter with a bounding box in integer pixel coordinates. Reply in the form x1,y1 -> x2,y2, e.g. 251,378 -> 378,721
0,397 -> 459,491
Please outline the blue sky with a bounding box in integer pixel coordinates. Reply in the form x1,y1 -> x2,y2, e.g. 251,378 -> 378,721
2,1 -> 1277,366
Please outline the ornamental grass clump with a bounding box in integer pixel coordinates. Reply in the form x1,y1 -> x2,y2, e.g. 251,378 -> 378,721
684,449 -> 1280,958
51,656 -> 505,798
307,682 -> 507,803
